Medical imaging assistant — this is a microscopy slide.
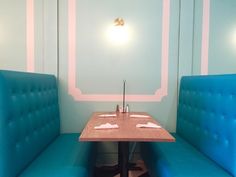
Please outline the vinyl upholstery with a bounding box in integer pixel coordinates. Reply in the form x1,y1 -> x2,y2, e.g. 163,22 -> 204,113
19,133 -> 95,177
177,75 -> 236,175
0,70 -> 96,177
141,74 -> 236,177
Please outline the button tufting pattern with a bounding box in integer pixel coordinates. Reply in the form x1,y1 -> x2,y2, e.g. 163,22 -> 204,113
0,70 -> 60,177
177,74 -> 236,176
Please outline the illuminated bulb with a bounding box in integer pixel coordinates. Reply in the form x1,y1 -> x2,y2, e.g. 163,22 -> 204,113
233,30 -> 236,46
106,18 -> 131,45
107,25 -> 129,45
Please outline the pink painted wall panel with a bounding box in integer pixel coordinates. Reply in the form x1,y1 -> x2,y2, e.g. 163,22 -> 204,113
67,0 -> 170,102
26,0 -> 35,72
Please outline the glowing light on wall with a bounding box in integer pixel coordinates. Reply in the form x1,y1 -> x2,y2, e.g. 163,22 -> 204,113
232,29 -> 236,46
0,27 -> 3,44
106,18 -> 131,45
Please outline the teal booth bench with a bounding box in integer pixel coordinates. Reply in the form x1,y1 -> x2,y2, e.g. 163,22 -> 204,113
0,70 -> 96,177
141,75 -> 236,177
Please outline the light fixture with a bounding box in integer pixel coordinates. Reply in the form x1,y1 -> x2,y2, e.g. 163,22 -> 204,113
106,17 -> 130,45
114,18 -> 125,26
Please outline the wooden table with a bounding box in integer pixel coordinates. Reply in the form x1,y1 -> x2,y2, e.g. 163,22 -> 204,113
79,112 -> 175,177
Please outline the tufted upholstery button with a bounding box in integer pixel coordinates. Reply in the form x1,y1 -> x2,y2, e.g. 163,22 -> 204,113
204,129 -> 208,135
15,142 -> 21,150
224,139 -> 229,146
220,115 -> 225,120
176,75 -> 236,177
8,120 -> 14,127
213,134 -> 218,140
25,136 -> 30,142
0,71 -> 61,177
209,111 -> 214,117
34,130 -> 38,135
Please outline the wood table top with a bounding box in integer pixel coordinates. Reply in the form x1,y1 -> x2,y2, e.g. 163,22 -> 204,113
79,112 -> 175,142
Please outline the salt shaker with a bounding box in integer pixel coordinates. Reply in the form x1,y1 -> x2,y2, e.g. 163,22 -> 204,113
125,104 -> 129,113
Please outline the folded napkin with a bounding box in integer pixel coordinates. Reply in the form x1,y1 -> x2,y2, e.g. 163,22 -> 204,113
98,114 -> 117,117
94,123 -> 119,130
136,122 -> 161,128
130,114 -> 150,118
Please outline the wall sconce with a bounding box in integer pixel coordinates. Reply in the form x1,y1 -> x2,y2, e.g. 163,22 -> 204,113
114,18 -> 125,26
106,17 -> 130,45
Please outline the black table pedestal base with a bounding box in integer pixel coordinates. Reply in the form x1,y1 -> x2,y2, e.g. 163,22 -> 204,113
94,142 -> 143,177
94,163 -> 143,177
120,142 -> 128,177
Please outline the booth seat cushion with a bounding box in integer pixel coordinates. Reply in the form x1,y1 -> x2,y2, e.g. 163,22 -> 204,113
141,134 -> 231,177
19,133 -> 96,177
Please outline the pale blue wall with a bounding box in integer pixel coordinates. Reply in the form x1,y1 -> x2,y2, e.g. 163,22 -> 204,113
0,0 -> 58,75
0,0 -> 27,70
178,0 -> 236,78
207,0 -> 236,74
1,0 -> 236,164
59,0 -> 179,133
178,0 -> 194,80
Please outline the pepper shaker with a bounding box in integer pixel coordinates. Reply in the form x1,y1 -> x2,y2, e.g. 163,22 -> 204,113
116,104 -> 120,113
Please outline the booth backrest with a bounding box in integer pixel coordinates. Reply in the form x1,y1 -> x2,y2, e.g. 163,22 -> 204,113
177,74 -> 236,176
0,70 -> 60,177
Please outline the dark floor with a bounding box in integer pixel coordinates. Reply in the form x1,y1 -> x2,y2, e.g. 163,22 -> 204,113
94,160 -> 150,177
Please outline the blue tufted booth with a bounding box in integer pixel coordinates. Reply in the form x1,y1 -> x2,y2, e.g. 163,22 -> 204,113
0,70 -> 96,177
141,74 -> 236,177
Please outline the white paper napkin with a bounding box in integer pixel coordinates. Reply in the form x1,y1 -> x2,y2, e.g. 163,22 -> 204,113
94,123 -> 119,130
98,114 -> 117,117
136,122 -> 161,129
130,114 -> 150,118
